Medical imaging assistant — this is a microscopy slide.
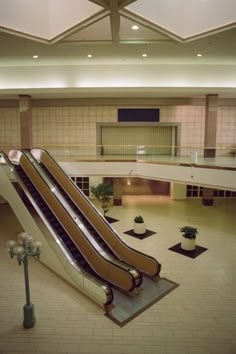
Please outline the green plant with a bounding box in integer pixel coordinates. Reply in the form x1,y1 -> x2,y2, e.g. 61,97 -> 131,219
134,215 -> 144,223
91,183 -> 113,217
179,226 -> 198,240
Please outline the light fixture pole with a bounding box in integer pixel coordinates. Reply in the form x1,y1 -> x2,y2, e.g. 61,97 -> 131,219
6,232 -> 42,329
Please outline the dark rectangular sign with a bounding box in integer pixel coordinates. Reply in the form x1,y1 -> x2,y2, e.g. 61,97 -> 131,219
118,108 -> 160,122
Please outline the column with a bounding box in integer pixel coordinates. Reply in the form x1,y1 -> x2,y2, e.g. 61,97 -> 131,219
171,182 -> 186,200
202,187 -> 214,206
19,95 -> 32,149
113,178 -> 122,206
204,94 -> 218,158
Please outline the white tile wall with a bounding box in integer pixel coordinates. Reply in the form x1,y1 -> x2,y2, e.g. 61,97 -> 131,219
1,103 -> 236,157
161,105 -> 205,155
32,106 -> 117,156
0,108 -> 20,152
32,104 -> 207,156
217,106 -> 236,155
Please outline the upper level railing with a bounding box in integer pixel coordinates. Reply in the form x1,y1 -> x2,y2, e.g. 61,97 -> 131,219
1,144 -> 236,168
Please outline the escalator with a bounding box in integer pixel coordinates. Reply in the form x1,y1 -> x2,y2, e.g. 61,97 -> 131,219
14,163 -> 103,278
2,150 -> 177,325
31,149 -> 161,279
8,150 -> 142,296
1,150 -> 113,308
39,161 -> 128,265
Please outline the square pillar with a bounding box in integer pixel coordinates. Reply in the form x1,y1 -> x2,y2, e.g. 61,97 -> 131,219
171,182 -> 186,200
204,94 -> 218,158
202,187 -> 214,206
19,95 -> 32,149
113,178 -> 122,206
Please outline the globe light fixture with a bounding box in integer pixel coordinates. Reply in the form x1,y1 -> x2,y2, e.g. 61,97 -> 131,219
6,232 -> 42,328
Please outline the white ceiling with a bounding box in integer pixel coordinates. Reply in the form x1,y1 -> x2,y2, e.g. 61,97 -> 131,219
0,0 -> 236,99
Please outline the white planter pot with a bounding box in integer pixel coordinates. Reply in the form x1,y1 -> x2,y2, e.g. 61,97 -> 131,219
181,236 -> 196,251
133,222 -> 146,235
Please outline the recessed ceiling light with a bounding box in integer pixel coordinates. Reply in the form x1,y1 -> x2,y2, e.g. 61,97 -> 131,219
33,55 -> 38,59
142,53 -> 147,57
87,54 -> 93,58
132,25 -> 139,30
197,53 -> 202,57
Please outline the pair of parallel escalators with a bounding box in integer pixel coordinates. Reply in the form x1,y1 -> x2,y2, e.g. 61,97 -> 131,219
8,149 -> 161,306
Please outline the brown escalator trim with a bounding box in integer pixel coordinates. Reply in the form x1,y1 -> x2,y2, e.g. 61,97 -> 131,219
32,149 -> 161,278
9,151 -> 137,293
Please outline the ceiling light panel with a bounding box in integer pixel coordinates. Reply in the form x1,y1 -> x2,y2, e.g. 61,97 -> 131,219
126,0 -> 236,38
0,0 -> 104,40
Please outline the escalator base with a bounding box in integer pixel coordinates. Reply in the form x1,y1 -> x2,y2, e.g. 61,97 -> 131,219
105,276 -> 179,327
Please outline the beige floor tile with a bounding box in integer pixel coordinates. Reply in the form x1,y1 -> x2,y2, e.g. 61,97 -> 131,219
0,197 -> 236,354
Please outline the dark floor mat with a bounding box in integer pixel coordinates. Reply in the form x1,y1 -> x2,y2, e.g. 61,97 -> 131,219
105,216 -> 119,223
123,229 -> 156,240
168,243 -> 208,258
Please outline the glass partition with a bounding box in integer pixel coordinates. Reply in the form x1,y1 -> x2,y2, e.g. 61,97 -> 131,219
1,145 -> 236,168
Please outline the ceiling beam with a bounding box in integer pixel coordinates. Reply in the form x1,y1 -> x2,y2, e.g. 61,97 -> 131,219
89,0 -> 109,9
0,25 -> 49,44
109,0 -> 120,43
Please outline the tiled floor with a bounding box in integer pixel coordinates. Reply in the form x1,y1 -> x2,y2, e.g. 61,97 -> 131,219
0,196 -> 236,354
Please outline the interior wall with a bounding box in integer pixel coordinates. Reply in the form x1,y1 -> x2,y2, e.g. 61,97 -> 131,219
31,104 -> 205,156
0,100 -> 236,156
217,105 -> 236,155
104,177 -> 170,196
123,178 -> 170,196
0,107 -> 20,152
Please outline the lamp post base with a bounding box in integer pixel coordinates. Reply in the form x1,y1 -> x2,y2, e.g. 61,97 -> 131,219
23,304 -> 36,328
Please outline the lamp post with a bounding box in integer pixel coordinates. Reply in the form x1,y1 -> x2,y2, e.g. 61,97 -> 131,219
6,232 -> 42,329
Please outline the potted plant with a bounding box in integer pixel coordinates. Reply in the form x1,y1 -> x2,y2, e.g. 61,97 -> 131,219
133,215 -> 146,235
91,183 -> 113,217
179,226 -> 198,251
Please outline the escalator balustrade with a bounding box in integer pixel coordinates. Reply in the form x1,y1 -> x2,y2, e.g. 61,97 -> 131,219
10,151 -> 141,295
31,149 -> 161,280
